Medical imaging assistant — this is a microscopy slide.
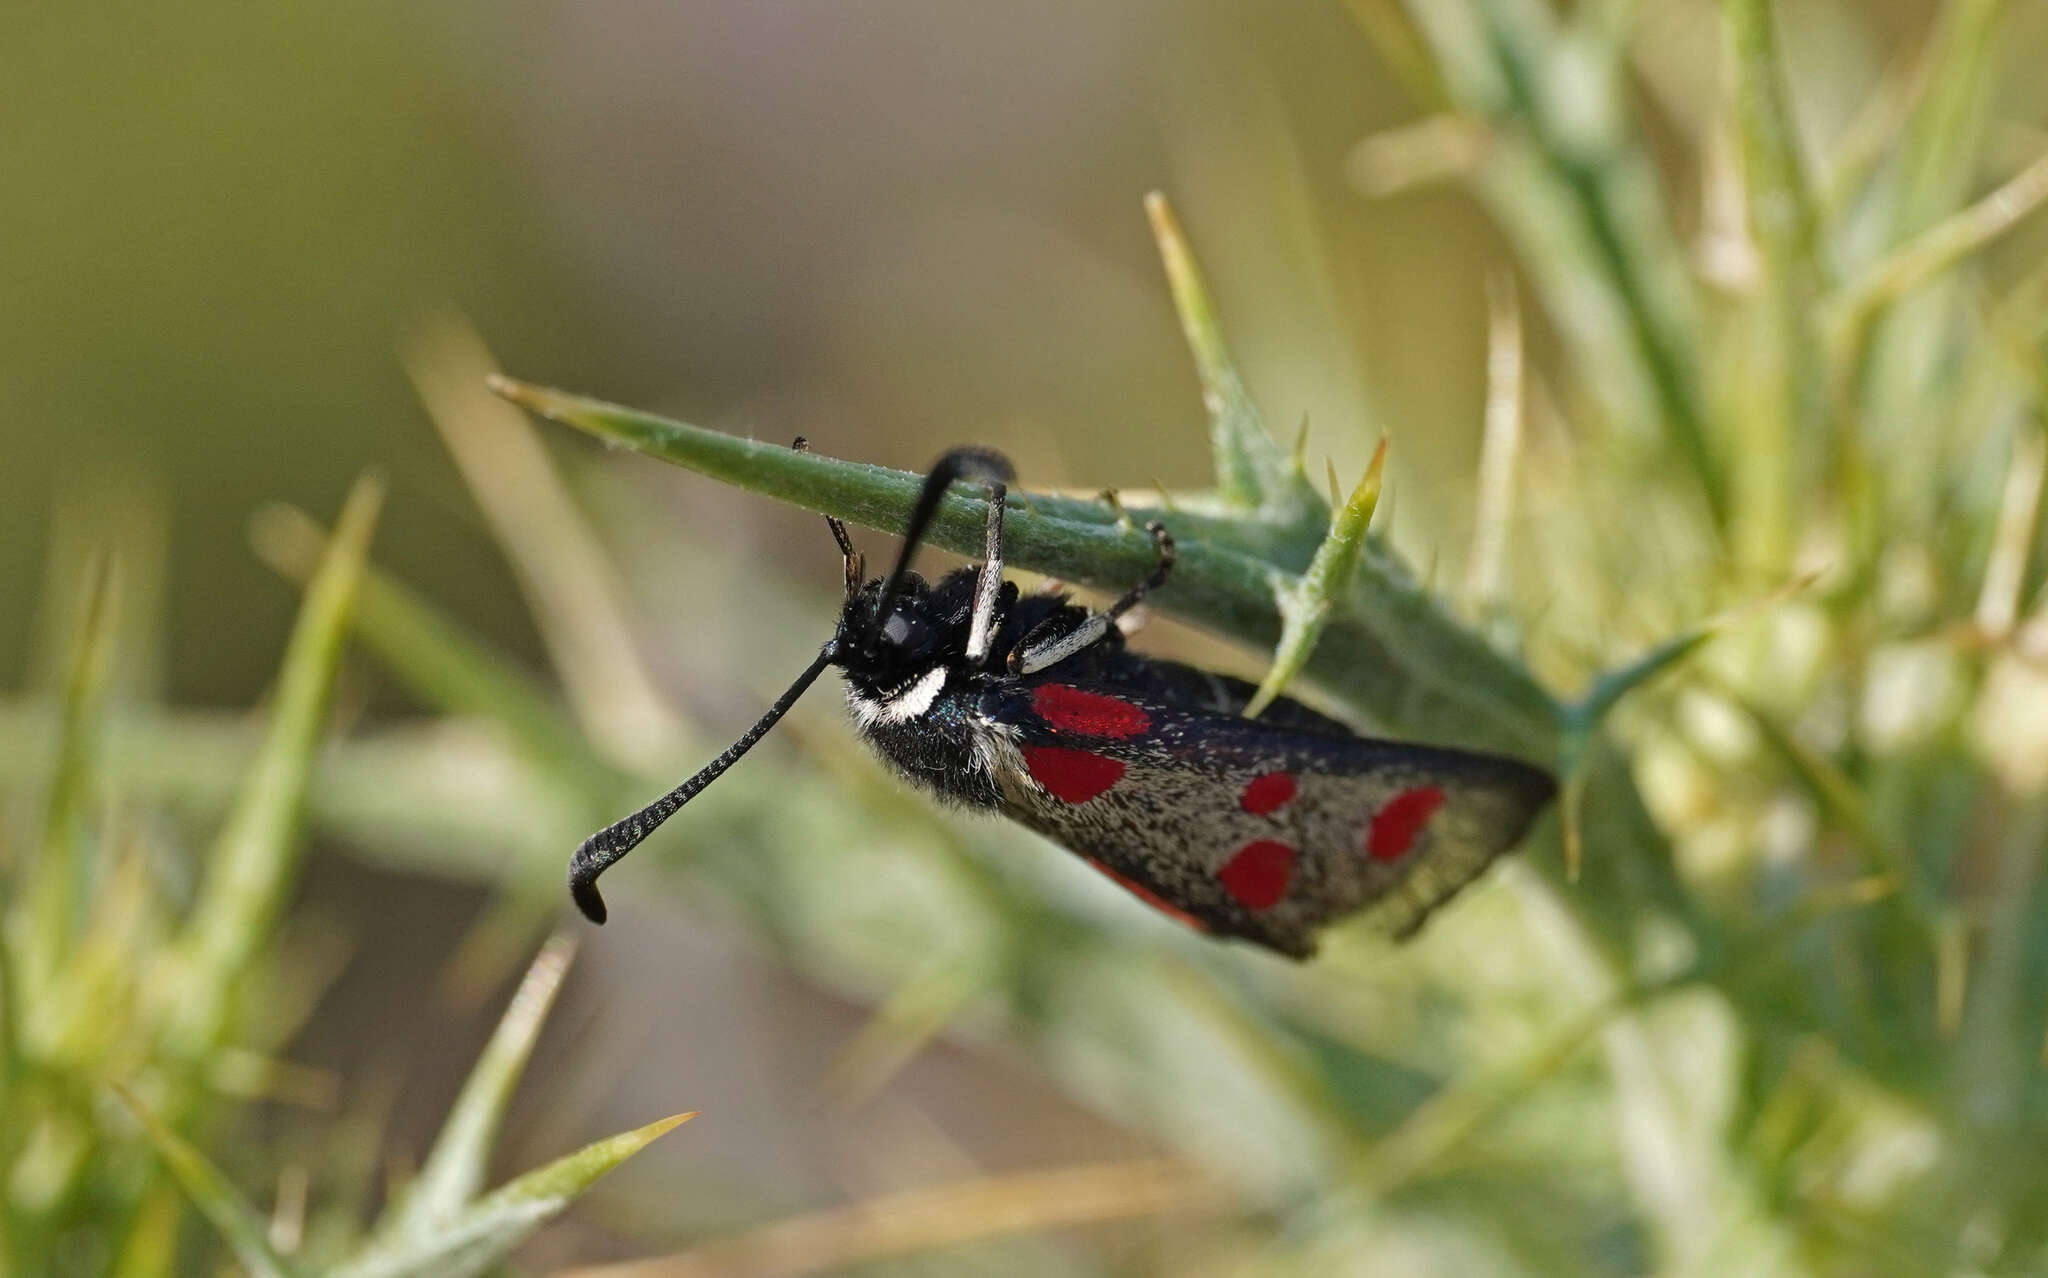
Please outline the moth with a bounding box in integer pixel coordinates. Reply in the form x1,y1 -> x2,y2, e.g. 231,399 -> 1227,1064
568,445 -> 1555,958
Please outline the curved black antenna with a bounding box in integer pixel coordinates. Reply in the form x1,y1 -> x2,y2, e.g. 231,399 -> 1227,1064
568,641 -> 839,923
868,447 -> 1015,641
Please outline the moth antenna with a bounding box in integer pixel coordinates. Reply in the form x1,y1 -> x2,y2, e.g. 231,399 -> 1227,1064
791,437 -> 862,594
568,642 -> 839,923
869,447 -> 1015,641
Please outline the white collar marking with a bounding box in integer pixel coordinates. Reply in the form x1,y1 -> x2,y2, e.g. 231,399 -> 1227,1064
858,665 -> 948,726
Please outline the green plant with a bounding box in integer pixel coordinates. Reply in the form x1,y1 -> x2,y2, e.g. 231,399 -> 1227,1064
5,1 -> 2048,1274
470,0 -> 2048,1268
0,483 -> 686,1276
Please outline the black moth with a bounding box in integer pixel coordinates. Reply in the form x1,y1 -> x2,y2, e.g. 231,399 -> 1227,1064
569,445 -> 1555,958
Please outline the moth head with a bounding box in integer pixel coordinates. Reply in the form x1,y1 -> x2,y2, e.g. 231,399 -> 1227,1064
566,443 -> 1013,925
838,574 -> 955,701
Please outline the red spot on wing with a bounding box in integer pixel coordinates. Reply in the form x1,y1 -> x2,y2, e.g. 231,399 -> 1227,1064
1218,839 -> 1296,910
1239,771 -> 1298,815
1022,745 -> 1125,803
1031,684 -> 1151,739
1367,786 -> 1447,861
1086,860 -> 1207,930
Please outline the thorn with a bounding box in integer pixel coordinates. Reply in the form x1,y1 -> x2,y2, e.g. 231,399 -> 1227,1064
1361,437 -> 1389,531
1832,145 -> 2048,339
1565,568 -> 1825,743
1344,113 -> 1489,198
1465,272 -> 1524,612
482,371 -> 529,403
1293,413 -> 1312,476
1145,191 -> 1288,509
1100,488 -> 1137,534
1976,428 -> 2046,640
268,1164 -> 308,1254
1245,448 -> 1386,718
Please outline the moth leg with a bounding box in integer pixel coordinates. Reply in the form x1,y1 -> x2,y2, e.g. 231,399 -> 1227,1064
1105,520 -> 1176,618
963,462 -> 1008,664
791,437 -> 864,597
1010,522 -> 1174,674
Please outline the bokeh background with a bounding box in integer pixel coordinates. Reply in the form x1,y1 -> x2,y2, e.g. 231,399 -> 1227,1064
9,0 -> 2048,1274
4,0 -> 1438,707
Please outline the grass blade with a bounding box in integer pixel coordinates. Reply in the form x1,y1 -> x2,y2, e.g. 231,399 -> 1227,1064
334,1112 -> 694,1278
165,473 -> 385,1063
1833,146 -> 2048,349
405,316 -> 685,764
1464,274 -> 1524,610
114,1083 -> 306,1278
1407,0 -> 1725,527
1245,439 -> 1386,718
1142,191 -> 1301,516
559,1157 -> 1222,1278
250,502 -> 620,798
380,932 -> 579,1240
14,549 -> 119,993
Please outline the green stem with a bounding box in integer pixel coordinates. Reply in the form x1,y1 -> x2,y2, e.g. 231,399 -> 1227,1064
1479,19 -> 1726,529
489,380 -> 1707,972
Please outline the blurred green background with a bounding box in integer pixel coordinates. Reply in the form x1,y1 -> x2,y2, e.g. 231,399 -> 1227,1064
9,0 -> 2048,1274
0,0 -> 1579,706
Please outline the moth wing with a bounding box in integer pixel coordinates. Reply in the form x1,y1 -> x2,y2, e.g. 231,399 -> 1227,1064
980,676 -> 1555,957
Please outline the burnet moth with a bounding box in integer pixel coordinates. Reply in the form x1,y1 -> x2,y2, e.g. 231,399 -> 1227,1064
568,445 -> 1555,958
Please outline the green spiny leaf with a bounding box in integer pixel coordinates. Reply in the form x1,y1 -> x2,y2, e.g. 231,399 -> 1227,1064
252,508 -> 620,998
1830,146 -> 2048,355
115,1083 -> 306,1278
333,1112 -> 694,1278
1562,629 -> 1714,748
1562,570 -> 1827,752
1552,571 -> 1819,880
1341,0 -> 1448,107
14,549 -> 119,995
488,377 -> 1557,755
1246,439 -> 1387,718
1721,0 -> 1823,281
166,473 -> 384,1064
110,1183 -> 185,1278
1407,0 -> 1725,530
405,315 -> 687,764
380,932 -> 578,1241
0,703 -> 572,883
1144,191 -> 1313,521
487,377 -> 1287,624
1888,0 -> 2005,237
1727,688 -> 1913,888
1554,620 -> 1717,881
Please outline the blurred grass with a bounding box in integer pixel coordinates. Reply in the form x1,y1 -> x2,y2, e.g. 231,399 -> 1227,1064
0,485 -> 686,1276
6,0 -> 2048,1274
